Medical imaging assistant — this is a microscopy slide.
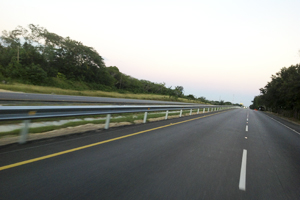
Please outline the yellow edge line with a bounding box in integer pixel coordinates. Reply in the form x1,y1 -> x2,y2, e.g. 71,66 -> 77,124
0,110 -> 228,171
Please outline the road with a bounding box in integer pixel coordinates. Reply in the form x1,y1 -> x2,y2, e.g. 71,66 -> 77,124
0,92 -> 196,105
1,109 -> 300,199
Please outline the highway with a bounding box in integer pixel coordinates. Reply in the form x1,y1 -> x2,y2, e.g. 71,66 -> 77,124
1,109 -> 300,199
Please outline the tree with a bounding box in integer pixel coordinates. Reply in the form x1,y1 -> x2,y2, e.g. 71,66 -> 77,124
0,24 -> 115,86
174,86 -> 184,97
252,64 -> 300,119
250,95 -> 264,109
186,94 -> 196,100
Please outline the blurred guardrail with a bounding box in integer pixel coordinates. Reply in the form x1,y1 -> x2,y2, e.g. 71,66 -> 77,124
0,105 -> 237,144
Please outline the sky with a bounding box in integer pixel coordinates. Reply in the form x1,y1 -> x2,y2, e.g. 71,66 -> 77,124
1,0 -> 300,106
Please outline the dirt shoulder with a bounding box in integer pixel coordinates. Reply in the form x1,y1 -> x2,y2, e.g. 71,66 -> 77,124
0,89 -> 22,93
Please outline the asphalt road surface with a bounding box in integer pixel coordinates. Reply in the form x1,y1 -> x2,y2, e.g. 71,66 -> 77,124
1,109 -> 300,199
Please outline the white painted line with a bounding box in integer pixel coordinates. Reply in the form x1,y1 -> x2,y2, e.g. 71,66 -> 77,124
268,117 -> 300,135
239,149 -> 247,191
245,125 -> 248,132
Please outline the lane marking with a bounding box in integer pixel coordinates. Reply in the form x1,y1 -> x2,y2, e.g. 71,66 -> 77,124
245,125 -> 248,132
268,116 -> 300,135
0,111 -> 229,171
239,149 -> 247,191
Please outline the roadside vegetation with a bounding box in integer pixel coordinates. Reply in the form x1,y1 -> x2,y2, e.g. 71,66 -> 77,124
250,64 -> 300,121
0,24 -> 237,105
0,24 -> 191,101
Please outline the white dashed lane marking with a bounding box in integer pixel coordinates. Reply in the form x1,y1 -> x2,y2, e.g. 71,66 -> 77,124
239,149 -> 247,191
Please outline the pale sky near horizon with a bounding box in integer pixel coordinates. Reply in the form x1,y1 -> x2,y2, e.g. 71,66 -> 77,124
1,0 -> 300,106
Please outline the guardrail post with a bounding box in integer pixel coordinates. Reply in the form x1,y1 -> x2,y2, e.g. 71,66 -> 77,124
203,108 -> 205,113
190,109 -> 192,115
143,112 -> 148,123
180,109 -> 182,117
165,110 -> 169,120
197,108 -> 199,114
105,114 -> 111,129
19,120 -> 30,144
208,108 -> 210,112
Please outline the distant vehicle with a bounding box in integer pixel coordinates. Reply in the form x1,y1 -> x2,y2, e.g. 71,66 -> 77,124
258,106 -> 265,111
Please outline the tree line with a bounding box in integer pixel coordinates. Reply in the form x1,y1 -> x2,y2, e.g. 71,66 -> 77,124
250,64 -> 300,120
0,25 -> 187,97
0,24 -> 236,105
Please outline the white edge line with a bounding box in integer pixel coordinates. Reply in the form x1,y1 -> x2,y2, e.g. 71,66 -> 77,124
239,149 -> 247,191
268,117 -> 300,135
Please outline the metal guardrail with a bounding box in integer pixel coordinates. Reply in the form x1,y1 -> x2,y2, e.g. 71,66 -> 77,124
0,105 -> 237,144
0,105 -> 231,121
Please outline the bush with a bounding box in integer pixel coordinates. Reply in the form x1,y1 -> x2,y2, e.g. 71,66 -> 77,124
6,60 -> 23,79
24,64 -> 47,85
